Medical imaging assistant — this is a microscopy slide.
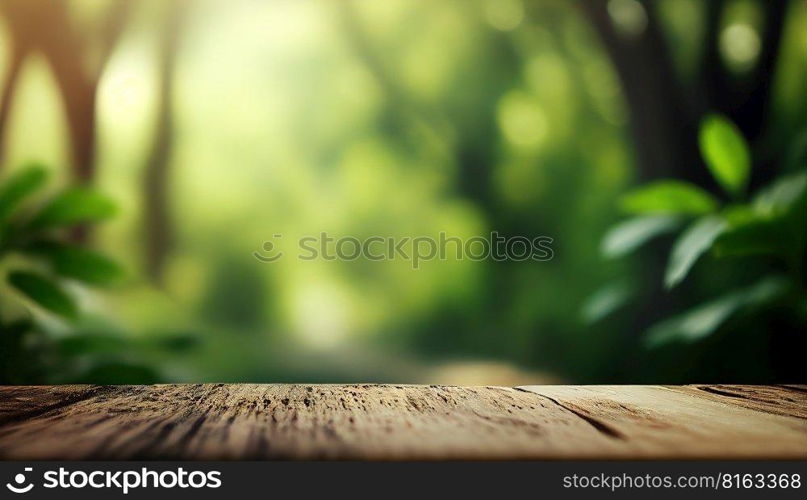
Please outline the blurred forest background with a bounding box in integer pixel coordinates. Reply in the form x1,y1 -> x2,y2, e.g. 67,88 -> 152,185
0,0 -> 805,385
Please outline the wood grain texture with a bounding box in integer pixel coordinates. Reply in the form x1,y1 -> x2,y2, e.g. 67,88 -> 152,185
0,384 -> 804,460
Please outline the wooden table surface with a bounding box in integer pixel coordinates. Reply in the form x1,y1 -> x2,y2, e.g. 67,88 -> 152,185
0,384 -> 805,460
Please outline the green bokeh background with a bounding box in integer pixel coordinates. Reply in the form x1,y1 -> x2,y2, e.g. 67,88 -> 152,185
1,0 -> 805,385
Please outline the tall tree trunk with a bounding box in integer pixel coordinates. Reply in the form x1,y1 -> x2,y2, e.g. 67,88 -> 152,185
36,1 -> 103,182
0,0 -> 130,181
731,0 -> 790,191
143,2 -> 186,284
583,0 -> 790,191
579,0 -> 711,190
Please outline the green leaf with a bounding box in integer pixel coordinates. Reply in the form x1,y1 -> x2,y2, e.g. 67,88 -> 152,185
721,204 -> 759,226
601,215 -> 680,258
713,218 -> 789,258
699,113 -> 751,195
7,271 -> 78,320
26,242 -> 125,285
752,170 -> 807,217
665,215 -> 727,289
580,281 -> 632,324
29,187 -> 117,230
645,276 -> 787,347
0,164 -> 48,221
714,173 -> 807,259
54,248 -> 125,285
620,180 -> 718,215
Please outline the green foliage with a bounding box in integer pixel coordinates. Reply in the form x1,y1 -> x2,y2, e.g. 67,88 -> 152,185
699,114 -> 751,196
28,187 -> 117,230
596,114 -> 807,347
0,164 -> 134,384
27,242 -> 126,286
3,1 -> 804,386
712,217 -> 789,258
619,180 -> 718,215
0,318 -> 43,384
601,216 -> 680,259
0,163 -> 48,222
73,362 -> 160,384
580,281 -> 633,325
752,171 -> 807,216
645,276 -> 787,347
715,171 -> 807,260
8,271 -> 78,320
0,166 -> 122,296
665,215 -> 726,289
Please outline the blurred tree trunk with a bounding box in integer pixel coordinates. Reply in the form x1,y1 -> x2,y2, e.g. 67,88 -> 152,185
0,0 -> 129,179
579,0 -> 710,189
143,1 -> 187,284
580,0 -> 790,191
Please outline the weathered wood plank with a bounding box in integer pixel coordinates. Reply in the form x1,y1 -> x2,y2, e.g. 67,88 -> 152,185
0,384 -> 804,460
0,385 -> 104,425
516,385 -> 806,459
779,384 -> 807,393
669,384 -> 807,419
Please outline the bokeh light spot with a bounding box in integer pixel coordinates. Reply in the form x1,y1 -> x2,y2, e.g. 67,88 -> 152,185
484,0 -> 524,32
607,0 -> 648,38
720,23 -> 761,71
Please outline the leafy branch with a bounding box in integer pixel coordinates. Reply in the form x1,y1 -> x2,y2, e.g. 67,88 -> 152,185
0,164 -> 123,321
587,114 -> 807,345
